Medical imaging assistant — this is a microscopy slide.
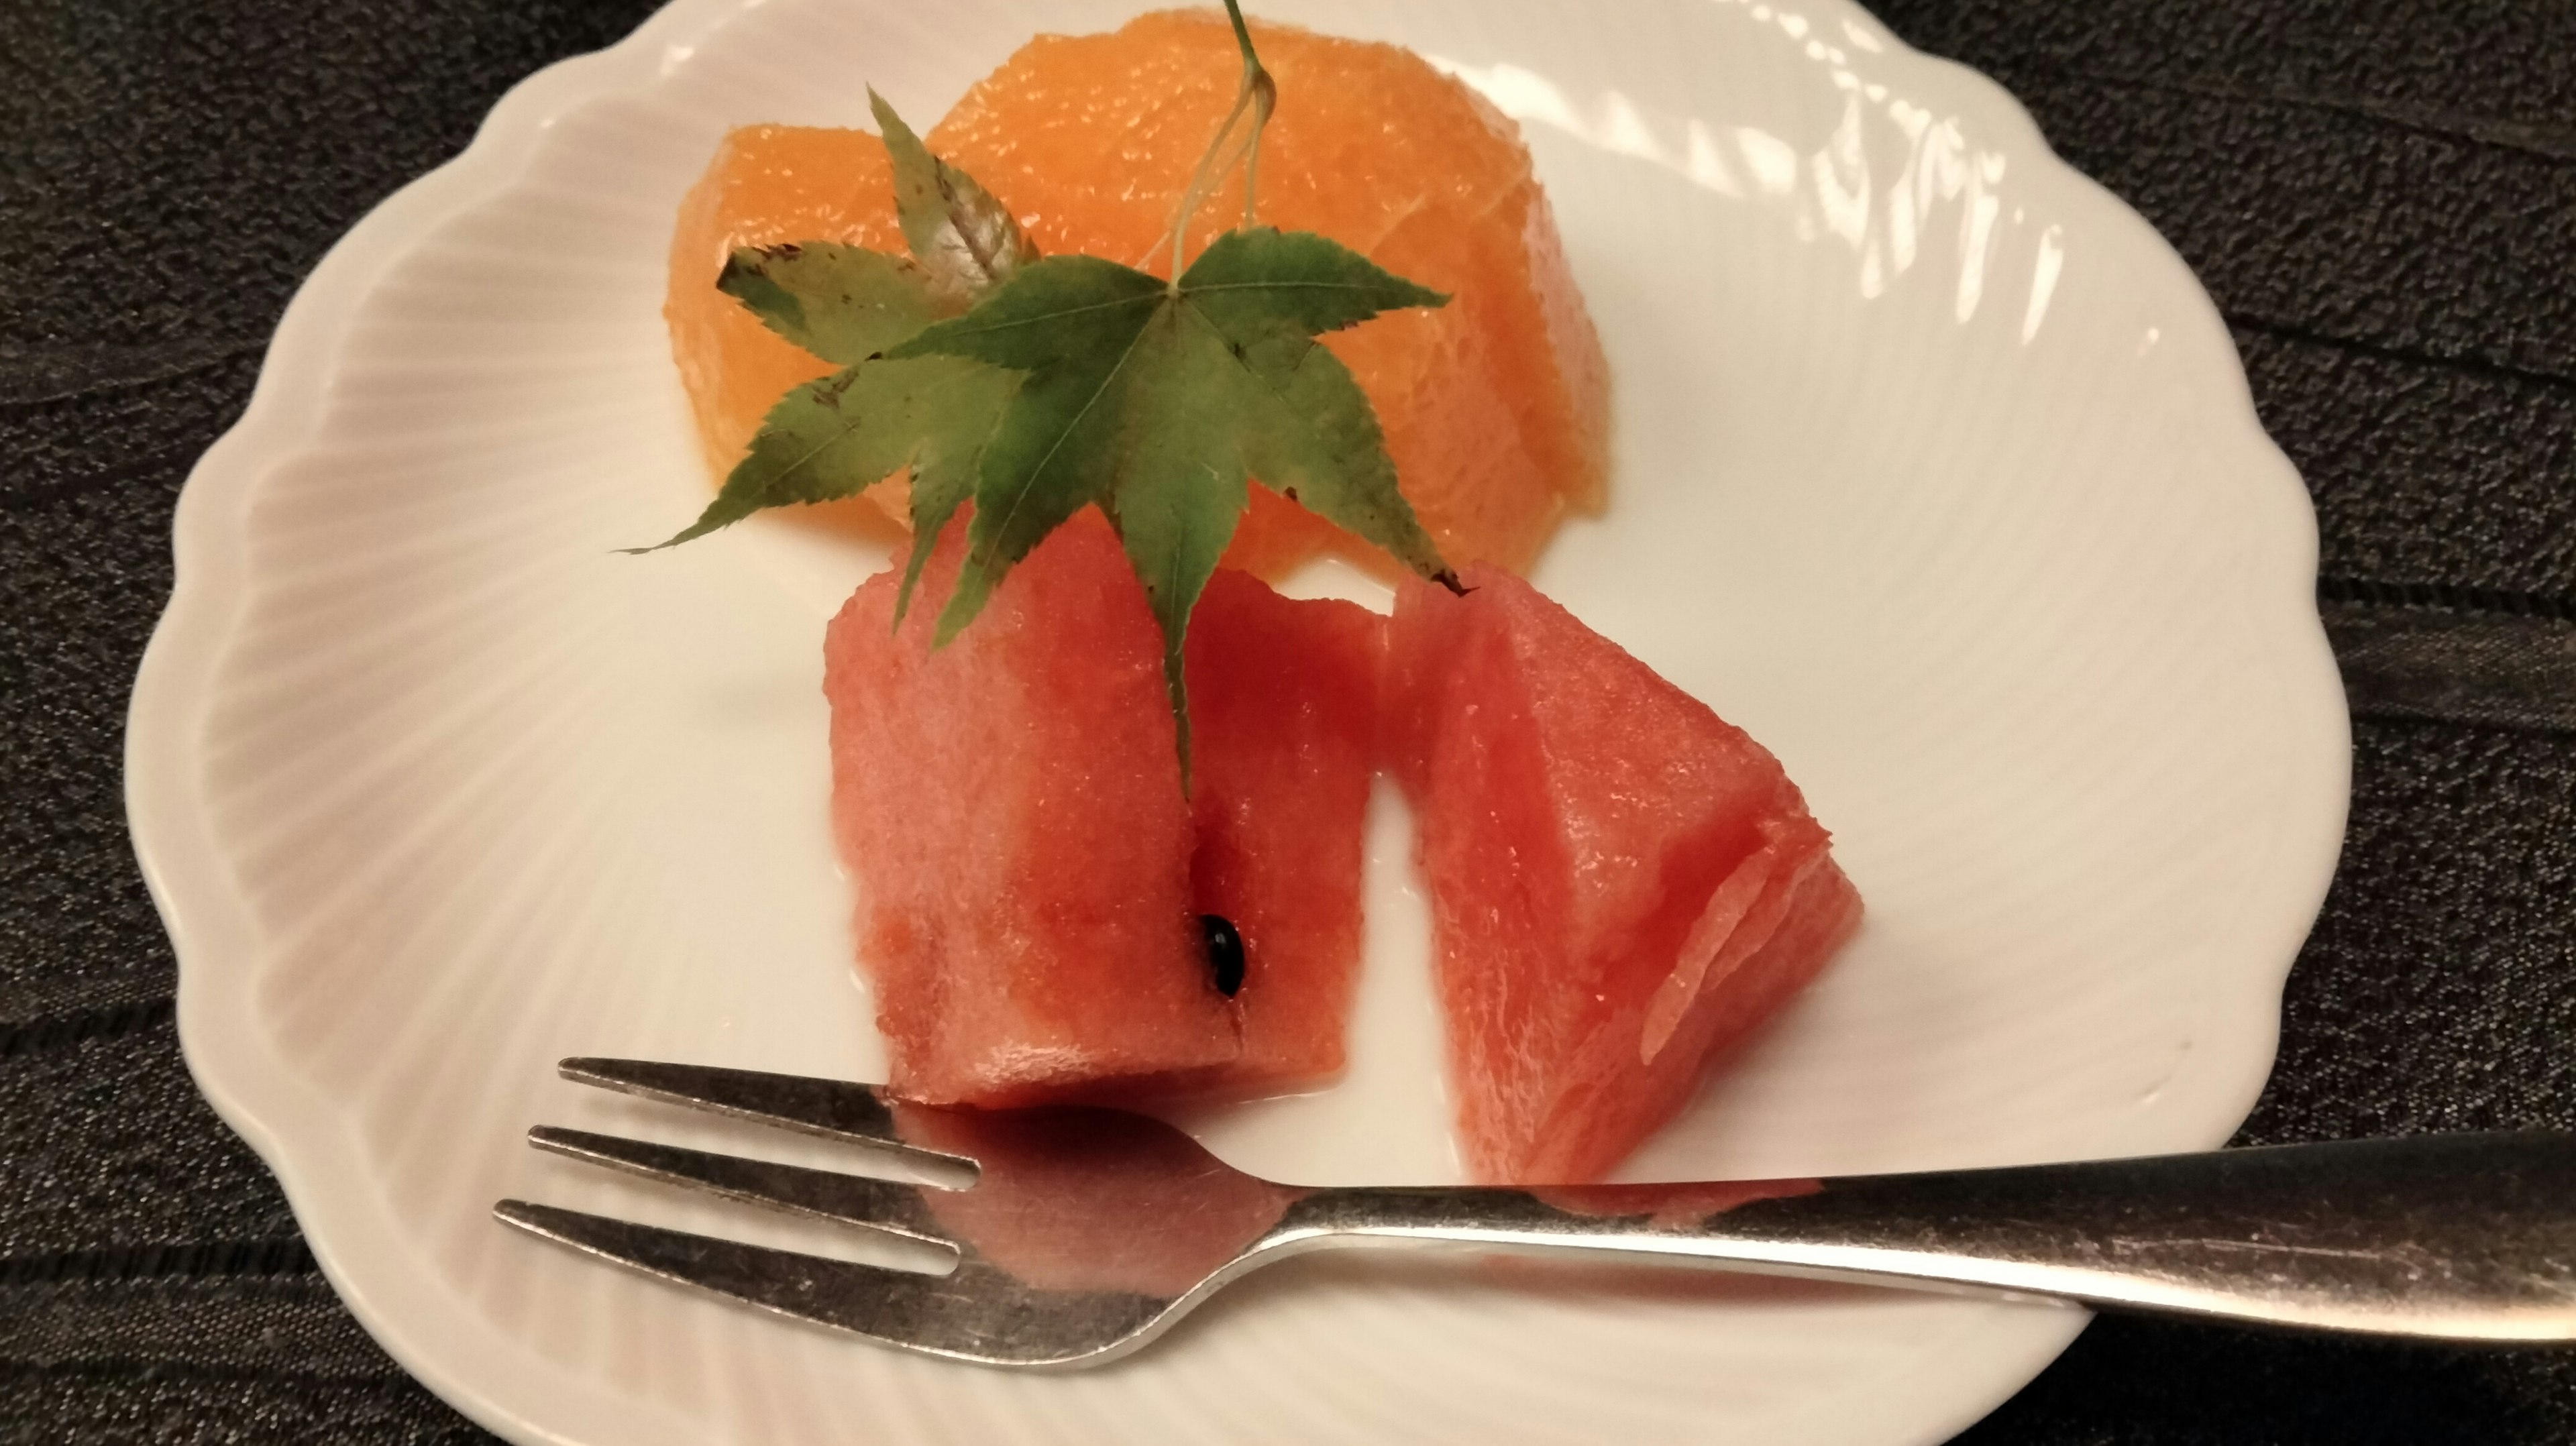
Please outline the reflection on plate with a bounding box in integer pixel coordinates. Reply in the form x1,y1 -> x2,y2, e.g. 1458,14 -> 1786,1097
127,0 -> 2347,1441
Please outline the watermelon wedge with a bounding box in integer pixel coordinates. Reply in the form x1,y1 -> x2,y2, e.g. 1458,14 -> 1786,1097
1387,567 -> 1862,1182
1185,568 -> 1384,1091
822,514 -> 1381,1105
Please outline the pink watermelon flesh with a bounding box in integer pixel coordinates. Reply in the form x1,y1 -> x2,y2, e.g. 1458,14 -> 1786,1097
1185,569 -> 1384,1091
1387,565 -> 1863,1183
823,512 -> 1381,1106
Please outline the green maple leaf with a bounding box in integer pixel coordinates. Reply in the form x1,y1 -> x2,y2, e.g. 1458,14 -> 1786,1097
634,50 -> 1460,780
888,225 -> 1458,769
640,355 -> 1014,552
871,88 -> 1040,303
635,98 -> 1034,561
715,241 -> 943,364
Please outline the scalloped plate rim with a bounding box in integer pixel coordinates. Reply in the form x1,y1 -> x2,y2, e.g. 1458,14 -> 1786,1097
123,1 -> 2351,1443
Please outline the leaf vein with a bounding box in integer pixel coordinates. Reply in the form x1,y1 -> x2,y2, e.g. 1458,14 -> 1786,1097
924,292 -> 1164,343
1185,280 -> 1420,295
985,309 -> 1164,546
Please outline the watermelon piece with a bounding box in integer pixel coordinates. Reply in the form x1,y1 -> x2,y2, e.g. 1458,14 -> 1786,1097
1387,567 -> 1862,1182
823,513 -> 1381,1105
1185,569 -> 1384,1091
825,515 -> 1222,1105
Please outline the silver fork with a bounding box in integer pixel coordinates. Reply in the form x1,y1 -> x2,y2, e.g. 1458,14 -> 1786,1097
496,1058 -> 2576,1368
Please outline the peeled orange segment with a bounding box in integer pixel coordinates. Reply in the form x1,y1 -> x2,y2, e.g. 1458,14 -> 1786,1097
1386,568 -> 1863,1183
667,14 -> 1608,575
665,125 -> 913,531
930,11 -> 1609,576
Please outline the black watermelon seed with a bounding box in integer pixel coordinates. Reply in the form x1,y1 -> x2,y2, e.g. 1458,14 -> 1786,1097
1200,914 -> 1246,997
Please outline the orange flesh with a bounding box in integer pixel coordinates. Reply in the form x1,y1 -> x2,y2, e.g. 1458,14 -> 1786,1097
665,11 -> 1609,577
665,125 -> 915,535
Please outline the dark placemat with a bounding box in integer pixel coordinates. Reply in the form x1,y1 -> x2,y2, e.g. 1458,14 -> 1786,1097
4,0 -> 2571,1440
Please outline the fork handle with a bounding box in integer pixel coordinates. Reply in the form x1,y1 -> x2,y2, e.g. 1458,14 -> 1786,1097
1273,1131 -> 2576,1341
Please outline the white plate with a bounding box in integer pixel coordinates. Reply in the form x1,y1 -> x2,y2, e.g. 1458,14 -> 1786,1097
127,0 -> 2349,1441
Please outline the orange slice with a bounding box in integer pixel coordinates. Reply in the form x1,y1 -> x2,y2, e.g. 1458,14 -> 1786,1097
663,125 -> 911,535
932,11 -> 1609,576
667,11 -> 1611,576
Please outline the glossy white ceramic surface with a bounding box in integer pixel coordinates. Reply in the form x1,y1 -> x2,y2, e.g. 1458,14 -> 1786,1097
127,0 -> 2349,1442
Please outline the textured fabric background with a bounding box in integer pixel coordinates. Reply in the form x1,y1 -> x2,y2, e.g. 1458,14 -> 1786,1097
3,0 -> 2572,1440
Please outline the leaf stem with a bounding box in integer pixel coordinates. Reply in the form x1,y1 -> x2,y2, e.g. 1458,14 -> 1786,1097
1165,0 -> 1275,282
1224,1 -> 1277,229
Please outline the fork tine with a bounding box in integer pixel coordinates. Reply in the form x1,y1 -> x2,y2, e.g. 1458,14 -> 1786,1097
557,1058 -> 977,1188
528,1126 -> 960,1252
494,1201 -> 1168,1366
